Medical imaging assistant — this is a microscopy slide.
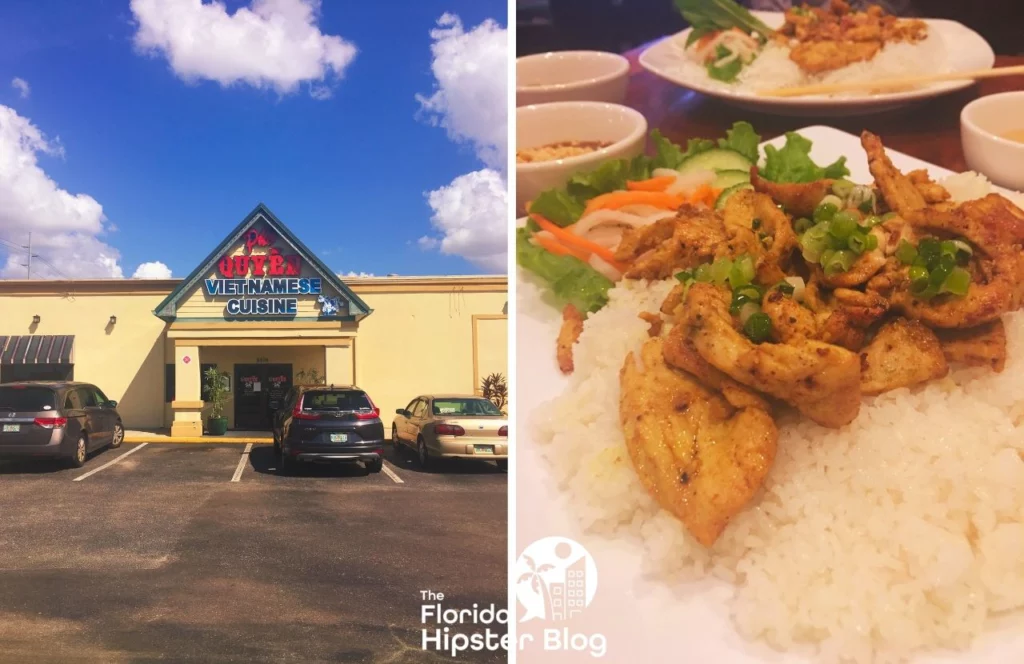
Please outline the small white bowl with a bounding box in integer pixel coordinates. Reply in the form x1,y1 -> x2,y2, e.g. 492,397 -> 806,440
516,51 -> 630,107
961,91 -> 1024,191
516,102 -> 647,215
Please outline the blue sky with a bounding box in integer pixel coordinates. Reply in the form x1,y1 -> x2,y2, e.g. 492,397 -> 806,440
0,0 -> 507,279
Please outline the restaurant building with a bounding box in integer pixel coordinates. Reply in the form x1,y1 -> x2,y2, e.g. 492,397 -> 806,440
0,204 -> 507,437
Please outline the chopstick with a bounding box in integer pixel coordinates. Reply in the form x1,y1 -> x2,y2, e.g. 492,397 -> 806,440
758,65 -> 1024,98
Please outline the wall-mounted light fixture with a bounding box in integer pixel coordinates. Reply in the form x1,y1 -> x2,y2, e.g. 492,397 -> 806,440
32,315 -> 40,324
109,315 -> 117,325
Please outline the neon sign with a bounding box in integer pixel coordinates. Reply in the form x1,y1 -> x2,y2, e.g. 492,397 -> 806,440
204,228 -> 326,318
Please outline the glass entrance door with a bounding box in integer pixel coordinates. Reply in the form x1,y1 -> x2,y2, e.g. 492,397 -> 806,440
234,364 -> 292,430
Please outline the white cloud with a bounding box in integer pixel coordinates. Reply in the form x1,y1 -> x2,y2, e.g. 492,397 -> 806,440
11,78 -> 30,99
343,271 -> 374,277
132,261 -> 173,279
130,0 -> 357,97
0,105 -> 124,279
416,14 -> 507,272
422,169 -> 506,272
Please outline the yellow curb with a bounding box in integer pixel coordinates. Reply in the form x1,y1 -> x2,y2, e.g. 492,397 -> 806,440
124,436 -> 272,444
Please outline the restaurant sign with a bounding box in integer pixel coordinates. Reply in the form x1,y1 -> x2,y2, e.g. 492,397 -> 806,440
203,228 -> 336,318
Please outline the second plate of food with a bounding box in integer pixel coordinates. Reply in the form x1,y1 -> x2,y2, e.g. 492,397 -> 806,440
639,7 -> 994,116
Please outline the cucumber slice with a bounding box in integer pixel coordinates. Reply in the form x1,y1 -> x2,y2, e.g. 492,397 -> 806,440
711,169 -> 750,190
677,149 -> 754,176
715,182 -> 754,211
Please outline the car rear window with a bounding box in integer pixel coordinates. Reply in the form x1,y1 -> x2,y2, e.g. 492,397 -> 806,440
301,390 -> 372,412
0,386 -> 57,412
432,399 -> 501,416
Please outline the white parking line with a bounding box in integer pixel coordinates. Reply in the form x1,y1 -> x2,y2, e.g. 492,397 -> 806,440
381,461 -> 404,484
72,443 -> 149,482
231,443 -> 253,482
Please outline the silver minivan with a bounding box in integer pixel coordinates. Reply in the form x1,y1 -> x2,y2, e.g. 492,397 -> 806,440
0,382 -> 124,468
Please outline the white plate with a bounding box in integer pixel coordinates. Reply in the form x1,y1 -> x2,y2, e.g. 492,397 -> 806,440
515,126 -> 1024,663
638,12 -> 995,117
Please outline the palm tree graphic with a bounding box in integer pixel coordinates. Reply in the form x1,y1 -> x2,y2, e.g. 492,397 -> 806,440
518,555 -> 555,620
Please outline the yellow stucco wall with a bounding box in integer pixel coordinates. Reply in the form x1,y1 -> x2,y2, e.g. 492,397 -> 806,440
0,289 -> 168,428
0,277 -> 507,434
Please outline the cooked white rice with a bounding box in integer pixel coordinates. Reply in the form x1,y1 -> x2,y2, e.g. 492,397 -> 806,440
531,179 -> 1024,662
667,32 -> 946,97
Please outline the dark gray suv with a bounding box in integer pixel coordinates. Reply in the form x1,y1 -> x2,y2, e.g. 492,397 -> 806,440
0,382 -> 124,468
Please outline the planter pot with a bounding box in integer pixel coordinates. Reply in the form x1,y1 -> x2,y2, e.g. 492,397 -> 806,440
207,417 -> 228,436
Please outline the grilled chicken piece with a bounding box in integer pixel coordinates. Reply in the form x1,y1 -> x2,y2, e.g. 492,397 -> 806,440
761,288 -> 817,343
660,284 -> 687,317
790,40 -> 881,74
721,190 -> 799,284
556,304 -> 584,374
803,281 -> 889,351
816,226 -> 889,288
662,324 -> 772,412
862,131 -> 929,216
680,283 -> 861,428
750,168 -> 832,218
907,169 -> 951,205
859,318 -> 949,395
616,205 -> 726,280
905,195 -> 1024,257
638,311 -> 663,338
620,338 -> 778,547
935,320 -> 1007,373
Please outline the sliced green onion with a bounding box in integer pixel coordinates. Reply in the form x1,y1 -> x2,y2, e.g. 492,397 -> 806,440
738,301 -> 761,325
831,180 -> 854,198
728,255 -> 756,289
793,217 -> 813,234
940,240 -> 959,259
861,215 -> 882,229
847,232 -> 868,255
819,194 -> 844,210
743,312 -> 773,344
774,280 -> 795,295
826,232 -> 847,250
820,249 -> 836,269
859,199 -> 875,214
895,240 -> 918,265
675,270 -> 693,283
800,226 -> 829,263
709,258 -> 732,285
829,211 -> 859,240
952,239 -> 973,262
848,185 -> 875,213
751,218 -> 762,230
941,266 -> 971,296
814,201 -> 839,223
823,250 -> 856,276
694,264 -> 713,282
882,211 -> 899,222
908,265 -> 929,293
864,233 -> 879,252
929,254 -> 955,288
917,238 -> 941,265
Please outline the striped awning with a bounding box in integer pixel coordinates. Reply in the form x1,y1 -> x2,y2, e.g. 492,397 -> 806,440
0,335 -> 74,365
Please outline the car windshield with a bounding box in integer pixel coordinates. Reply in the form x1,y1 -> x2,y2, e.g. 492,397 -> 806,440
0,386 -> 56,412
302,390 -> 372,412
431,399 -> 501,416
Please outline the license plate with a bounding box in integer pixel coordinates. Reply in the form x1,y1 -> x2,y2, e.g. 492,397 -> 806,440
2,424 -> 19,433
329,433 -> 348,443
474,444 -> 494,454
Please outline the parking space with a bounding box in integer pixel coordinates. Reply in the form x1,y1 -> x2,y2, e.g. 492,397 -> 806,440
0,440 -> 507,662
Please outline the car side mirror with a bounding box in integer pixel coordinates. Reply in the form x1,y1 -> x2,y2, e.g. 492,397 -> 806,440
106,400 -> 118,408
396,408 -> 407,416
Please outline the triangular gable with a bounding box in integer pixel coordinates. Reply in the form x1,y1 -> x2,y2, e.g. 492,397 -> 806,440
154,203 -> 372,321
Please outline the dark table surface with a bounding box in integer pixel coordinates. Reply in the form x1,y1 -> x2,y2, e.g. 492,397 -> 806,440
622,50 -> 1024,172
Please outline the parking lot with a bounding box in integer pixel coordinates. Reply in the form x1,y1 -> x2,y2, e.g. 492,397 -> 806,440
0,443 -> 507,663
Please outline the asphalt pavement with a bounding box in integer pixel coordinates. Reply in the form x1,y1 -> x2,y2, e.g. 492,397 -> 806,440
0,442 -> 507,663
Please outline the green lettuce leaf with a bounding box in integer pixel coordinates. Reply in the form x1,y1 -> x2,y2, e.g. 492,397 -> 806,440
516,227 -> 613,313
528,189 -> 585,227
761,132 -> 850,183
718,121 -> 760,162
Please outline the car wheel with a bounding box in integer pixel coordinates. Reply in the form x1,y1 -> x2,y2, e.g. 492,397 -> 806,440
110,422 -> 124,449
366,457 -> 383,473
417,437 -> 430,469
391,426 -> 401,452
497,459 -> 507,471
67,436 -> 87,468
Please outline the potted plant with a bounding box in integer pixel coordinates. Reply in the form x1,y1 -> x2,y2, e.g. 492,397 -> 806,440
204,366 -> 229,436
481,372 -> 507,414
